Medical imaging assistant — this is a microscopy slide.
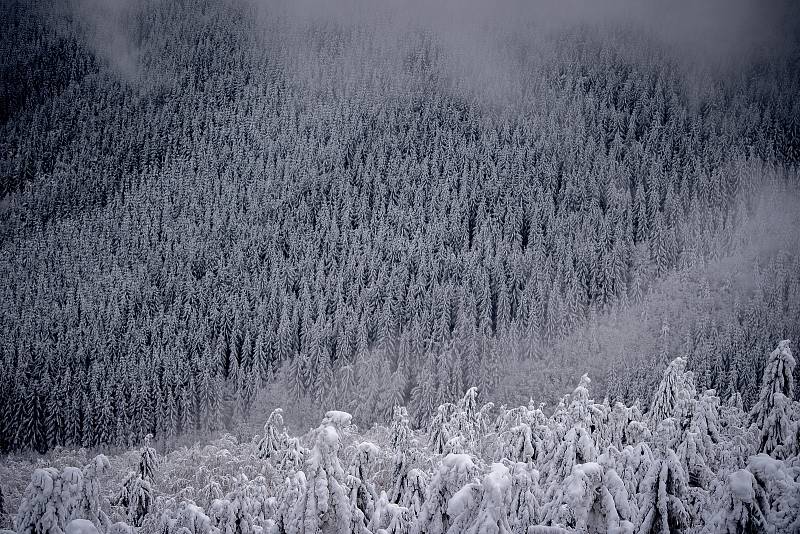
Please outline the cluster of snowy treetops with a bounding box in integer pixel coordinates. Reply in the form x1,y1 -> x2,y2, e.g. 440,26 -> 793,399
2,340 -> 799,533
2,0 -> 800,452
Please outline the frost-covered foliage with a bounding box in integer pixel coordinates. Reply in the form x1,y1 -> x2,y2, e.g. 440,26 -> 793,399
457,463 -> 513,534
3,0 -> 800,455
545,461 -> 634,534
750,340 -> 796,457
64,520 -> 98,534
412,454 -> 479,534
369,493 -> 410,534
15,457 -> 112,534
5,342 -> 800,534
636,449 -> 690,534
112,440 -> 158,527
16,468 -> 79,534
1,484 -> 6,526
703,469 -> 770,534
161,502 -> 218,534
286,423 -> 351,534
209,474 -> 274,534
507,463 -> 540,534
138,437 -> 158,484
649,358 -> 696,428
347,442 -> 381,534
113,474 -> 152,527
257,410 -> 288,463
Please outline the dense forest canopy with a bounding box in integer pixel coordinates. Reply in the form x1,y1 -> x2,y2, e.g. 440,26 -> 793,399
2,343 -> 800,533
1,0 -> 799,455
3,1 -> 800,534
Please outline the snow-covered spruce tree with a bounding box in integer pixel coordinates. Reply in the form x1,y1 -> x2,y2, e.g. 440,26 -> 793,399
718,394 -> 754,469
78,455 -> 111,531
440,480 -> 481,534
115,435 -> 162,526
507,462 -> 540,534
676,429 -> 715,489
107,521 -> 135,534
429,404 -> 455,455
649,358 -> 696,429
209,474 -> 274,534
636,449 -> 690,534
64,519 -> 99,534
15,460 -> 113,534
692,391 -> 722,455
607,402 -> 644,450
449,387 -> 495,456
389,449 -> 413,505
346,442 -> 380,534
453,463 -> 513,534
675,427 -> 714,529
443,435 -> 468,455
16,467 -> 78,534
57,467 -> 83,527
501,424 -> 536,465
624,419 -> 651,451
521,401 -> 550,431
543,426 -> 597,489
369,492 -> 411,534
494,406 -> 526,433
750,340 -> 796,457
703,469 -> 771,534
139,434 -> 158,483
272,472 -> 306,534
746,454 -> 800,533
389,407 -> 412,450
411,453 -> 478,534
618,439 -> 655,502
566,374 -> 595,430
544,462 -> 634,533
388,440 -> 426,516
199,481 -> 225,511
257,409 -> 288,462
114,472 -> 153,527
277,438 -> 308,476
287,423 -> 351,534
589,399 -> 612,450
393,468 -> 427,523
653,417 -> 681,453
161,501 -> 219,534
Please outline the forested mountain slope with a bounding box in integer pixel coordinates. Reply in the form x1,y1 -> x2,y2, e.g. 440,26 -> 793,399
2,342 -> 800,534
1,0 -> 800,453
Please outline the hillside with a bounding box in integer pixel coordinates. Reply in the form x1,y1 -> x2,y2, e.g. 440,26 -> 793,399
2,1 -> 800,532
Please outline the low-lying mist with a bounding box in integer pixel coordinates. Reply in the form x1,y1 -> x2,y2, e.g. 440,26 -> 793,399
63,0 -> 798,105
502,167 -> 800,410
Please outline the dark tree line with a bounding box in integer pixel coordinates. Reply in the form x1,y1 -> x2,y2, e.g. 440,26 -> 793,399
1,0 -> 799,452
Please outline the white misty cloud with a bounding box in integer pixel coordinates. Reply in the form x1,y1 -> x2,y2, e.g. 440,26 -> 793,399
72,0 -> 140,81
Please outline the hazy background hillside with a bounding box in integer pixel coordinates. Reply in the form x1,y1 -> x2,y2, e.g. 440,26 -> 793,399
1,0 -> 799,453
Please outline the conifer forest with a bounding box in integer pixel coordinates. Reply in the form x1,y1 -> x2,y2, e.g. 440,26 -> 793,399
1,0 -> 800,532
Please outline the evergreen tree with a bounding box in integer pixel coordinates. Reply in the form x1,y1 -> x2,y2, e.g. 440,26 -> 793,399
507,462 -> 540,534
257,409 -> 288,462
750,340 -> 796,457
114,474 -> 153,528
704,469 -> 771,534
287,424 -> 351,534
412,454 -> 479,534
545,461 -> 634,534
636,450 -> 690,534
649,358 -> 696,428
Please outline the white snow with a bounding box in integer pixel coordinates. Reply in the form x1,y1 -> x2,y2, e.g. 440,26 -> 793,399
728,469 -> 755,503
65,519 -> 100,534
